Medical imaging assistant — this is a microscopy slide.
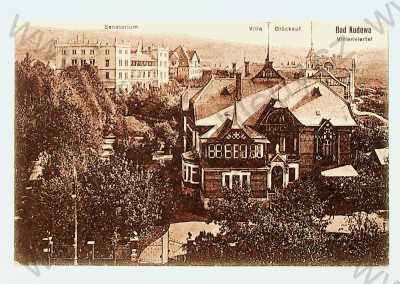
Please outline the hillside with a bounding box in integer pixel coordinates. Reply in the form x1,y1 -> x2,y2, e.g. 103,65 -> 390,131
15,26 -> 388,89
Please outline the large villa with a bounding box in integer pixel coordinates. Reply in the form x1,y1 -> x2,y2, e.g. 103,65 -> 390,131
181,45 -> 357,207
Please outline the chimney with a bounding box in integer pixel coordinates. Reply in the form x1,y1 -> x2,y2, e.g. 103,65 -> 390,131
244,61 -> 250,77
232,62 -> 237,74
235,72 -> 242,101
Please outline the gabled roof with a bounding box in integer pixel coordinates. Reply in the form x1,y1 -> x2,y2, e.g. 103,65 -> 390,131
308,54 -> 354,71
196,79 -> 357,128
190,76 -> 282,121
169,45 -> 200,67
200,116 -> 268,141
311,68 -> 348,86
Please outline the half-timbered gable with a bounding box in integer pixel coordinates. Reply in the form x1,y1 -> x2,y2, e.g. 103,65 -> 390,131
181,50 -> 357,207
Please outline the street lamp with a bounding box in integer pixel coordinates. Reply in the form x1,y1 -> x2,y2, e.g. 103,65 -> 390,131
72,193 -> 78,265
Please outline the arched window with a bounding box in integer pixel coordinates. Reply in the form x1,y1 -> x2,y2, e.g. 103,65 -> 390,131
317,121 -> 336,161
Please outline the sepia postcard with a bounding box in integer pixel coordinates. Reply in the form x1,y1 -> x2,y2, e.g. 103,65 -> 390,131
14,20 -> 389,267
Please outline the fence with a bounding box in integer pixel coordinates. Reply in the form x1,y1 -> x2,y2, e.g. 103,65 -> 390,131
43,227 -> 188,265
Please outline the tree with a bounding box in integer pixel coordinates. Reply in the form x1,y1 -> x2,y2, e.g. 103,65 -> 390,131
188,179 -> 331,265
27,154 -> 175,262
339,212 -> 388,264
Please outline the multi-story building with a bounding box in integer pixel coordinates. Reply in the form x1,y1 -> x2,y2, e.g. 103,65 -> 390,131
169,45 -> 203,81
181,51 -> 357,207
304,24 -> 356,102
54,38 -> 169,90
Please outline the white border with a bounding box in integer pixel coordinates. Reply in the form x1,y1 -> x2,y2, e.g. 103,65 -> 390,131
0,0 -> 398,283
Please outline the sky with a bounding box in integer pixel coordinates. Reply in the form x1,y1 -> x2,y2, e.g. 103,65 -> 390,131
31,21 -> 388,52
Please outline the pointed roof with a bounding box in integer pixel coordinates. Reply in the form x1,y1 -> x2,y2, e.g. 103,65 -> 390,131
270,153 -> 287,163
169,45 -> 200,67
200,116 -> 268,141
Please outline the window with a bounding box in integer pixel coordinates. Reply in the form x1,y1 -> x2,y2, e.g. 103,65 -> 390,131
125,60 -> 129,66
233,144 -> 240,159
191,167 -> 198,183
105,49 -> 110,55
225,144 -> 232,159
125,49 -> 128,54
322,140 -> 333,157
81,49 -> 85,55
131,60 -> 134,66
81,59 -> 86,65
89,59 -> 95,65
250,144 -> 257,158
240,144 -> 247,158
119,49 -> 122,54
90,49 -> 94,55
61,58 -> 66,67
318,122 -> 336,161
208,144 -> 215,158
105,72 -> 110,79
71,59 -> 77,65
279,136 -> 286,152
294,137 -> 298,152
222,172 -> 251,189
105,59 -> 110,67
72,49 -> 76,55
256,144 -> 263,158
62,49 -> 67,55
118,72 -> 122,79
119,59 -> 123,66
131,71 -> 134,79
125,72 -> 128,79
182,162 -> 199,184
183,164 -> 189,182
215,144 -> 222,158
289,168 -> 296,182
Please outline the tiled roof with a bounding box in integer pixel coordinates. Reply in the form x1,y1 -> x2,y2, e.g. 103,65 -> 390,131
196,79 -> 357,128
169,46 -> 199,67
182,87 -> 202,112
191,76 -> 281,121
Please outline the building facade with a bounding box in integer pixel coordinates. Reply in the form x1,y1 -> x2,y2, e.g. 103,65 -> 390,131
181,55 -> 357,207
169,46 -> 203,81
304,24 -> 356,102
54,38 -> 169,90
